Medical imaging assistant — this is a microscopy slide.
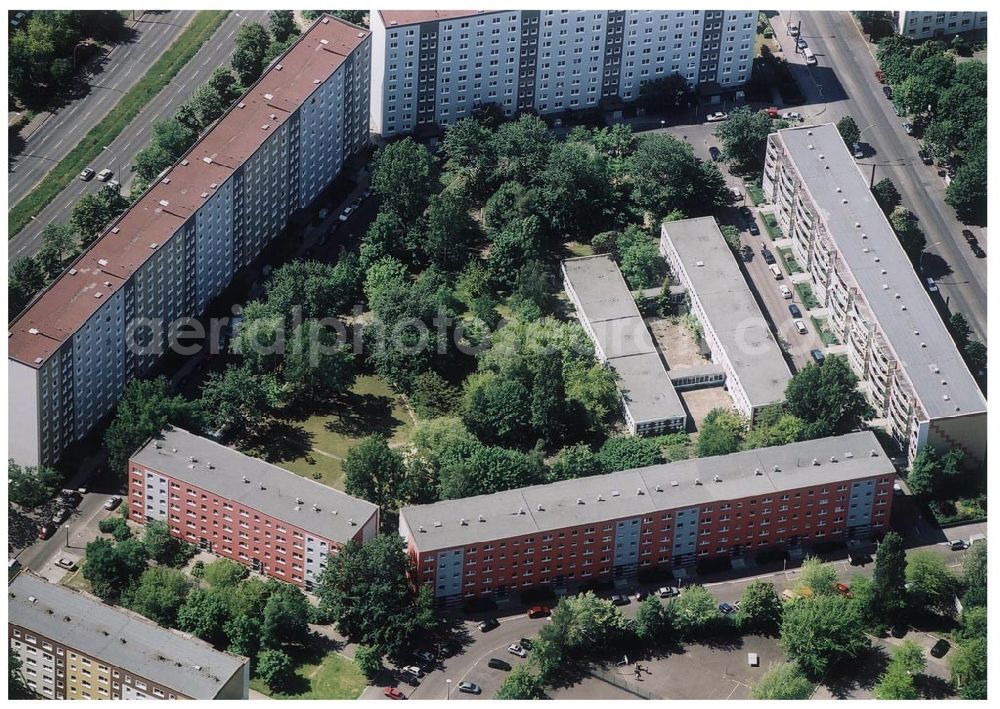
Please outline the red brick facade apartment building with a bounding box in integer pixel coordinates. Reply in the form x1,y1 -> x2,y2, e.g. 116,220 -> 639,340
400,432 -> 895,602
129,427 -> 378,590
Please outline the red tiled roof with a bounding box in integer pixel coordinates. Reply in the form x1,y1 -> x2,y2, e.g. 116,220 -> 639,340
377,10 -> 486,28
9,15 -> 370,368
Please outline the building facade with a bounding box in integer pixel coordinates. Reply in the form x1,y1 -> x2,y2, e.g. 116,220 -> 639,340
895,11 -> 986,39
562,255 -> 687,435
9,573 -> 248,700
128,428 -> 378,590
400,432 -> 895,602
762,124 -> 986,465
660,217 -> 793,421
8,15 -> 371,468
371,9 -> 757,136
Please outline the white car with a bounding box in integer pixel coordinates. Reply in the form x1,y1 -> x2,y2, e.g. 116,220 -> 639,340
779,285 -> 792,299
55,558 -> 77,571
338,206 -> 354,222
926,277 -> 939,292
79,167 -> 95,181
781,111 -> 803,122
794,319 -> 808,335
729,187 -> 743,201
400,666 -> 423,679
706,111 -> 728,123
103,496 -> 122,511
97,168 -> 113,182
507,644 -> 527,658
658,586 -> 680,598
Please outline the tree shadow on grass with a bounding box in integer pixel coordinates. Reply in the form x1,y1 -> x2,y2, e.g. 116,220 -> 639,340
821,644 -> 889,699
323,391 -> 399,439
248,421 -> 314,464
916,673 -> 956,699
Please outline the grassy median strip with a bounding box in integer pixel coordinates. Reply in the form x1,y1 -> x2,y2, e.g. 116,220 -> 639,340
8,10 -> 230,239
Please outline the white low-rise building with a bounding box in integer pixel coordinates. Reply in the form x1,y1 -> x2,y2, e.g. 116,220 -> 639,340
895,11 -> 986,39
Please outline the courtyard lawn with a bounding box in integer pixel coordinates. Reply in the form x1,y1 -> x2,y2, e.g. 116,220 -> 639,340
762,213 -> 783,240
565,241 -> 595,258
795,281 -> 820,310
61,569 -> 91,593
261,375 -> 415,490
250,650 -> 366,700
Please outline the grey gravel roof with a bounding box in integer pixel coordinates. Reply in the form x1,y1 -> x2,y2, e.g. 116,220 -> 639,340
401,431 -> 893,551
131,427 -> 378,543
563,255 -> 686,424
661,217 -> 793,410
776,124 -> 985,419
8,573 -> 246,698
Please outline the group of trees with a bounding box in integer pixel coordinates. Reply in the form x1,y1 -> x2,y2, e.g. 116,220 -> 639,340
9,10 -> 127,106
592,225 -> 664,289
714,107 -> 790,174
7,460 -> 63,509
231,13 -> 301,87
876,34 -> 986,223
947,311 -> 987,377
302,11 -> 368,26
949,542 -> 986,698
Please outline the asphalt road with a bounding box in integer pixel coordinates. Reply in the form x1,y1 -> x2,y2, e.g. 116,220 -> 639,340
15,492 -> 114,573
773,11 -> 987,344
9,10 -> 272,263
9,11 -> 195,204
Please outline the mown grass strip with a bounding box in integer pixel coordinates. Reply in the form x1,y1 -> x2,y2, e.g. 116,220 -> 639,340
9,10 -> 230,239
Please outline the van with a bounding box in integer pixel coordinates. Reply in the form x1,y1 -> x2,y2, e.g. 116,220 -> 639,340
770,264 -> 783,280
803,48 -> 817,65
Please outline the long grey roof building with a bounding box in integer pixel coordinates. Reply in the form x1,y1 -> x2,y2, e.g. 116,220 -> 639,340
660,217 -> 793,419
8,573 -> 248,699
562,255 -> 686,435
763,124 -> 985,465
401,431 -> 892,551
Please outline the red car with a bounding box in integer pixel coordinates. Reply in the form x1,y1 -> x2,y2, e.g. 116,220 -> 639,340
835,583 -> 853,598
384,687 -> 406,700
37,524 -> 56,540
527,605 -> 550,618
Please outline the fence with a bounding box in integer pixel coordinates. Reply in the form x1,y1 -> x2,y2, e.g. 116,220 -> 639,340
586,666 -> 661,700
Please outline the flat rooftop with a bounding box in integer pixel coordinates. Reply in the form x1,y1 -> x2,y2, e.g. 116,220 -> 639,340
776,124 -> 985,420
662,217 -> 793,410
9,573 -> 246,698
563,255 -> 686,424
378,10 -> 489,28
9,14 -> 370,368
131,427 -> 377,543
401,431 -> 893,551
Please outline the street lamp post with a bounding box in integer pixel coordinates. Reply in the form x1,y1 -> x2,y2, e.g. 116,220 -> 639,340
446,679 -> 452,700
102,145 -> 120,186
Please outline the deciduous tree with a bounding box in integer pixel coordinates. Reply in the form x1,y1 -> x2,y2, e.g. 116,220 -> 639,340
780,595 -> 868,679
750,662 -> 814,699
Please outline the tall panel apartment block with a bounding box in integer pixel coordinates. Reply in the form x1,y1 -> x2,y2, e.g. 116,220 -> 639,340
8,15 -> 371,468
762,124 -> 986,466
371,9 -> 757,137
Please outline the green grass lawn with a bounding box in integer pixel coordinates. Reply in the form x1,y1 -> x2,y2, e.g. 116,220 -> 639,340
250,650 -> 366,700
810,315 -> 840,345
9,10 -> 230,238
795,281 -> 820,310
762,213 -> 783,240
565,241 -> 595,258
777,246 -> 803,274
260,375 -> 415,490
747,179 -> 765,206
61,568 -> 91,592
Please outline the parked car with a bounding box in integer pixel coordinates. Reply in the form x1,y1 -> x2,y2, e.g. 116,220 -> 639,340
718,602 -> 735,615
950,539 -> 969,551
918,148 -> 933,165
611,594 -> 630,606
400,666 -> 423,680
769,264 -> 784,280
635,589 -> 649,601
796,38 -> 808,50
38,524 -> 56,540
930,639 -> 951,658
107,179 -> 121,191
962,229 -> 978,245
926,277 -> 938,293
761,247 -> 776,265
747,219 -> 760,236
779,285 -> 793,299
413,650 -> 435,665
78,167 -> 96,181
55,558 -> 77,571
835,583 -> 852,598
789,23 -> 800,37
362,188 -> 373,200
338,206 -> 354,222
882,85 -> 893,99
794,319 -> 807,335
810,349 -> 826,364
709,146 -> 722,161
457,682 -> 481,695
971,243 -> 985,258
384,687 -> 407,700
852,142 -> 864,159
61,491 -> 82,508
890,624 -> 908,638
507,644 -> 527,658
788,303 -> 802,318
658,586 -> 680,598
527,605 -> 550,618
488,658 -> 512,671
706,111 -> 728,123
97,169 -> 113,182
479,618 -> 500,632
902,122 -> 914,135
738,206 -> 753,221
52,508 -> 70,525
729,186 -> 743,201
740,245 -> 753,262
437,642 -> 461,659
519,638 -> 534,650
781,111 -> 802,122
